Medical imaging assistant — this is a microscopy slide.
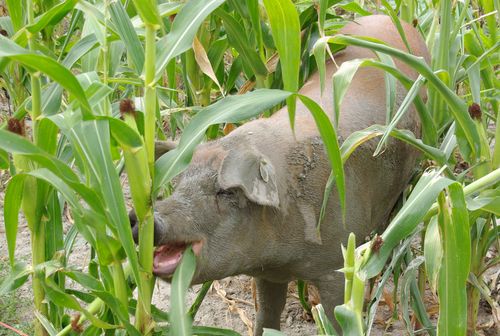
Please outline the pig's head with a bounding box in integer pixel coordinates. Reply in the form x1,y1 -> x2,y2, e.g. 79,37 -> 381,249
129,140 -> 281,283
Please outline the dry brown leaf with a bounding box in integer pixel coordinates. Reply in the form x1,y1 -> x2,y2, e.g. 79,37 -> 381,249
192,36 -> 223,92
382,287 -> 395,312
223,123 -> 237,135
213,280 -> 254,336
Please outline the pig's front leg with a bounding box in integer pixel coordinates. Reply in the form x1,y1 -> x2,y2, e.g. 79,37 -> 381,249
254,278 -> 287,336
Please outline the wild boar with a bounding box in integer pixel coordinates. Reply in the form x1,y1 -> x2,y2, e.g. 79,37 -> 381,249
129,15 -> 430,335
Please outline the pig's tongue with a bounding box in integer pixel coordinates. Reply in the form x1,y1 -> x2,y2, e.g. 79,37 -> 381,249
153,243 -> 186,276
153,241 -> 203,276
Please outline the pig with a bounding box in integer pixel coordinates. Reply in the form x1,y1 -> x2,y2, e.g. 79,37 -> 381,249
129,15 -> 430,335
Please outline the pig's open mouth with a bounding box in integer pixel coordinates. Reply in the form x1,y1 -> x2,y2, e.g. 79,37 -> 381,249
153,241 -> 203,277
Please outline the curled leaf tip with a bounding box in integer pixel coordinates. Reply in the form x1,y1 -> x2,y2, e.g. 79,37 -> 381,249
468,102 -> 481,120
7,118 -> 25,136
119,98 -> 136,117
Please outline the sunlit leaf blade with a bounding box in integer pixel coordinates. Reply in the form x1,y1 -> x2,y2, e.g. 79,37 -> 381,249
215,9 -> 268,78
42,279 -> 118,330
155,0 -> 225,82
374,75 -> 426,155
263,0 -> 300,129
298,95 -> 345,219
437,183 -> 470,336
154,89 -> 291,193
26,0 -> 79,34
34,311 -> 58,336
311,304 -> 337,335
5,0 -> 23,31
332,58 -> 365,126
190,326 -> 242,335
360,169 -> 453,278
170,247 -> 196,336
3,175 -> 24,265
423,217 -> 442,292
0,129 -> 80,184
130,0 -> 161,26
0,261 -> 30,295
66,120 -> 142,290
110,1 -> 145,74
334,304 -> 364,336
0,36 -> 92,117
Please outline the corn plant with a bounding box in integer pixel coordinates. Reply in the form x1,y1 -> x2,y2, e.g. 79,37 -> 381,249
0,0 -> 498,336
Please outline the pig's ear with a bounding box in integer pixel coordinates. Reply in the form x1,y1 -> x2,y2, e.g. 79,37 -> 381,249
218,150 -> 280,208
155,140 -> 177,160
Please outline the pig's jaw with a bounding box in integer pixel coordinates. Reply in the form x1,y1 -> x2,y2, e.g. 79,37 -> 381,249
153,241 -> 203,276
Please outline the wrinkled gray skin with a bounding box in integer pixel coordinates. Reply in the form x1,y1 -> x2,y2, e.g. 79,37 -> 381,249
130,15 -> 429,335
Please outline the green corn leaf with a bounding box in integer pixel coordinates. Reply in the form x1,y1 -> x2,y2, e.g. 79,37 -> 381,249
0,36 -> 92,117
26,0 -> 79,34
130,0 -> 161,27
108,118 -> 151,220
311,304 -> 337,335
0,261 -> 30,295
154,89 -> 291,194
110,1 -> 145,74
90,290 -> 141,336
170,247 -> 196,336
399,256 -> 426,334
437,183 -> 470,336
65,120 -> 142,290
263,0 -> 300,129
328,34 -> 479,158
5,0 -> 23,31
64,270 -> 105,292
331,58 -> 365,126
3,174 -> 24,265
424,217 -> 442,292
42,279 -> 117,330
334,304 -> 364,336
298,95 -> 345,221
0,148 -> 8,169
33,311 -> 58,336
339,2 -> 372,16
155,0 -> 225,82
215,9 -> 268,78
360,169 -> 453,279
374,75 -> 426,156
190,326 -> 242,335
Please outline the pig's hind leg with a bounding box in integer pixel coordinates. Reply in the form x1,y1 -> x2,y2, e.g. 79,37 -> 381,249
253,278 -> 287,336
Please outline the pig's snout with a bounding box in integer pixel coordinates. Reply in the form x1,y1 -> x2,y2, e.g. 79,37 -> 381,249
128,209 -> 166,246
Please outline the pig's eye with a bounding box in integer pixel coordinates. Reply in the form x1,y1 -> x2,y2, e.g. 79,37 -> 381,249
216,189 -> 235,197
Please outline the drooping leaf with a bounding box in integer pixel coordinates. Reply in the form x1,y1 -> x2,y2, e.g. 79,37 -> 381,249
360,169 -> 453,278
